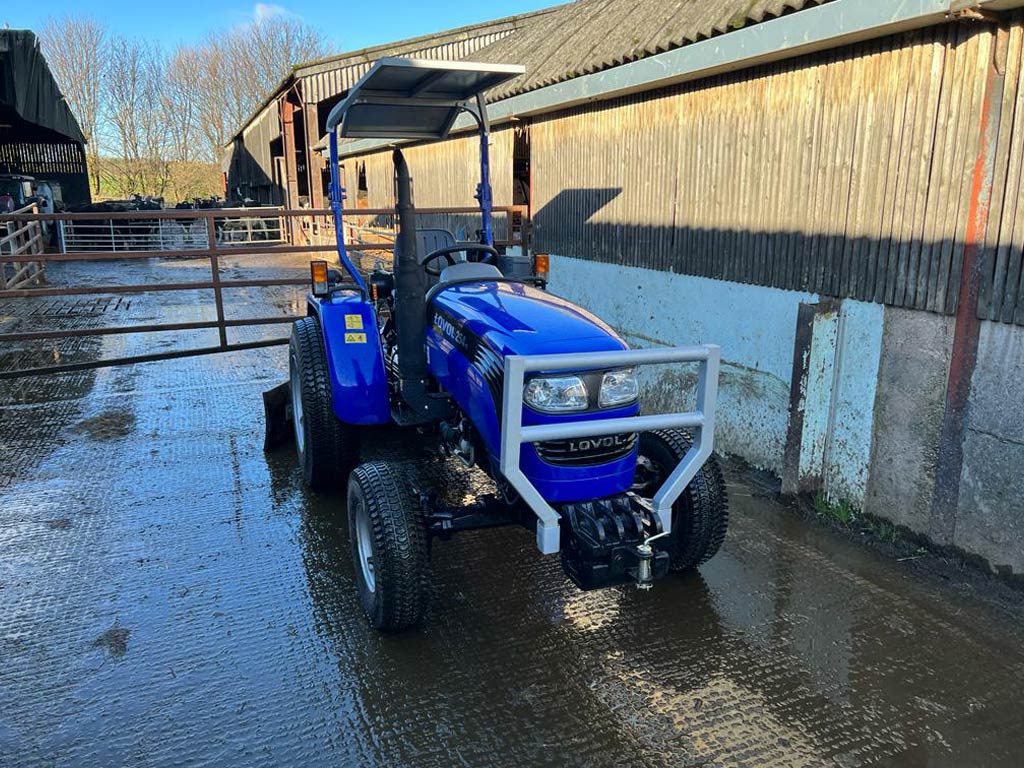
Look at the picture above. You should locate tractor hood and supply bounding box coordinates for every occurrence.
[429,281,628,358]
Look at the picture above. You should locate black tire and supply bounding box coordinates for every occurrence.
[347,462,431,631]
[634,429,729,572]
[289,316,359,492]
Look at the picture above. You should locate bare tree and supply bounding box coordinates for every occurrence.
[40,16,109,195]
[41,12,331,198]
[164,47,200,164]
[163,47,212,200]
[188,37,245,164]
[106,37,172,197]
[237,17,328,105]
[188,17,329,163]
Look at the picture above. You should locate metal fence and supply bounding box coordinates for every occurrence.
[59,209,286,253]
[0,203,45,289]
[0,205,530,379]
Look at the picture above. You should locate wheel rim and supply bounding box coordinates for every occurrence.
[289,357,305,450]
[354,497,376,593]
[631,454,664,497]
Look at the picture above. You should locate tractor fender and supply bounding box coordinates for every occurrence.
[307,294,390,426]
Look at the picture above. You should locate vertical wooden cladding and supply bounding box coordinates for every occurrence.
[528,17,1024,325]
[354,126,515,238]
[981,20,1024,325]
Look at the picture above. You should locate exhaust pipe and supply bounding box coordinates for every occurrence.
[393,149,427,391]
[391,149,448,423]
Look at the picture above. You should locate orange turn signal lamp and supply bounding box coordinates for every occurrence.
[311,260,330,297]
[534,253,550,279]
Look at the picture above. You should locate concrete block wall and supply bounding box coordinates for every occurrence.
[955,322,1024,574]
[864,309,954,535]
[545,255,815,475]
[865,312,1024,575]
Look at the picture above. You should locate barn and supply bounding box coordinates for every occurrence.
[0,29,90,207]
[221,9,554,208]
[228,0,1024,576]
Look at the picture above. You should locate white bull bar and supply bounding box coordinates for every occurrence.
[499,345,721,554]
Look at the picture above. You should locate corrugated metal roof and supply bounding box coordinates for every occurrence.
[233,1,833,145]
[296,8,559,105]
[226,8,558,145]
[313,0,837,154]
[299,29,521,105]
[0,30,86,144]
[473,0,833,101]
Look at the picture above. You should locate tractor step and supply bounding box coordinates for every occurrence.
[423,493,520,539]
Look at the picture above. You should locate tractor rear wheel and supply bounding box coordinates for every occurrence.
[633,429,729,572]
[289,316,359,492]
[347,462,431,631]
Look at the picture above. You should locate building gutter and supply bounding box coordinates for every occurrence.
[337,0,1024,158]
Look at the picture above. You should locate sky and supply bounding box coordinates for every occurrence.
[2,1,558,52]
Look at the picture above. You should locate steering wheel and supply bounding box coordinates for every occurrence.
[422,244,500,277]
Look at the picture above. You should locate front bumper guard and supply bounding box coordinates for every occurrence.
[499,345,721,555]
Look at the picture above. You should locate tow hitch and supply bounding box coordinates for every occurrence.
[560,496,670,591]
[635,531,670,590]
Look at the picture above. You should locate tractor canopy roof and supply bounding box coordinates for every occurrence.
[325,57,525,141]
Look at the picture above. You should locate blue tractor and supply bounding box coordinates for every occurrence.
[269,58,728,631]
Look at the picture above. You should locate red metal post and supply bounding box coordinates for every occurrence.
[207,215,229,347]
[929,26,1008,544]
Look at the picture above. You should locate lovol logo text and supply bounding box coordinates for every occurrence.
[433,313,467,348]
[568,434,631,453]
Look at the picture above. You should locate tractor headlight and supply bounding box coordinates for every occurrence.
[524,375,588,413]
[599,368,639,408]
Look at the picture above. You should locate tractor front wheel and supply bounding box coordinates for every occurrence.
[289,317,359,492]
[347,462,431,631]
[633,429,729,572]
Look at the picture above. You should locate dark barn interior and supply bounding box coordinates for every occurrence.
[0,30,90,208]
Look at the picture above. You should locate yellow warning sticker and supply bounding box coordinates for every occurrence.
[344,332,367,344]
[344,314,364,330]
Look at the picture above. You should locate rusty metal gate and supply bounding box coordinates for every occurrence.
[0,205,529,379]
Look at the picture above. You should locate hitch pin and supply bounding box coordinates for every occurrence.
[636,531,670,590]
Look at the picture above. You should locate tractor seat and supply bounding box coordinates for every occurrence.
[439,261,503,283]
[416,228,457,264]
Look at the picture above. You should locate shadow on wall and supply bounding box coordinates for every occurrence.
[532,188,1024,324]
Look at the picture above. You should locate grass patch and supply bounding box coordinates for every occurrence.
[813,492,858,525]
[865,518,900,544]
[812,493,906,545]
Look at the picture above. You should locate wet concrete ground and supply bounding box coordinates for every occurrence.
[2,257,1024,767]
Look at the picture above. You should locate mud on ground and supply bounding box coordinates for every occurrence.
[2,257,1024,767]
